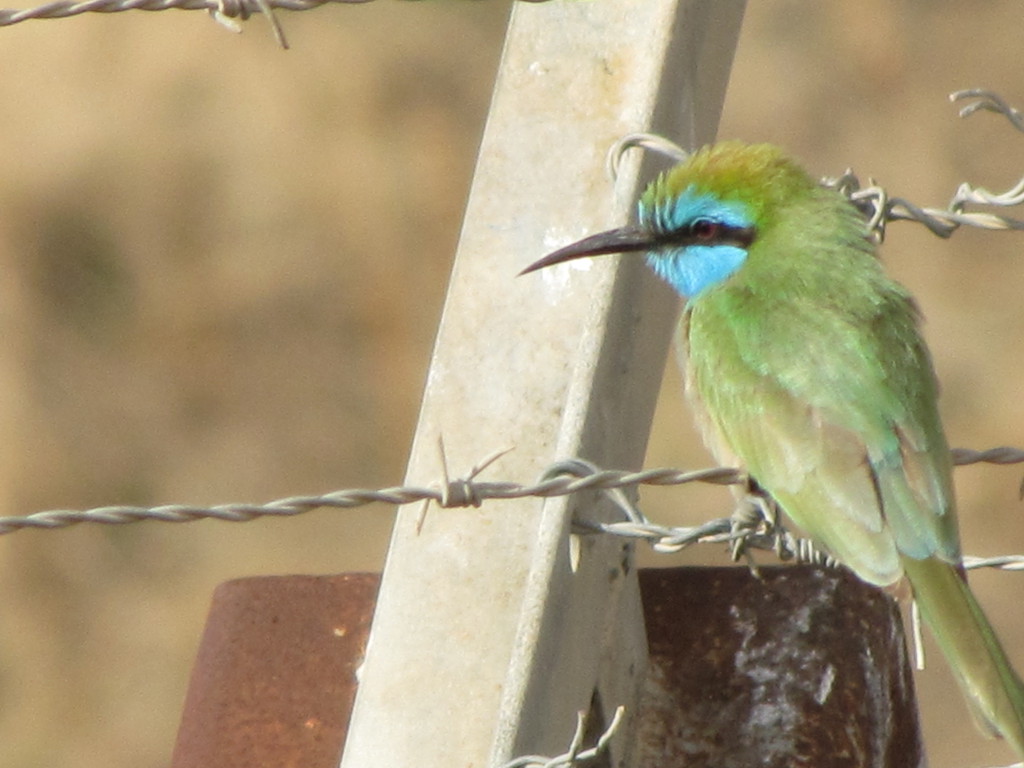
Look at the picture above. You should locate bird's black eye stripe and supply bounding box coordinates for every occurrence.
[729,226,756,248]
[654,222,756,249]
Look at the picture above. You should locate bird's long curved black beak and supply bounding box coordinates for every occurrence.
[518,225,656,276]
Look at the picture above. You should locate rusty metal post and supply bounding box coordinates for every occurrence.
[635,566,925,768]
[168,574,379,768]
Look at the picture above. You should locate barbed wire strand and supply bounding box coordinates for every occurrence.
[499,705,625,768]
[0,463,742,535]
[0,0,313,45]
[0,0,551,48]
[2,446,1022,567]
[0,446,1016,536]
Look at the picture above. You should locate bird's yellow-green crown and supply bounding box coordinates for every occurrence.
[642,141,818,227]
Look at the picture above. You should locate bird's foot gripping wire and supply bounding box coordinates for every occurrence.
[728,482,840,575]
[728,480,783,576]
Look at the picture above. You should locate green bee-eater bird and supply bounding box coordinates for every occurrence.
[522,141,1024,757]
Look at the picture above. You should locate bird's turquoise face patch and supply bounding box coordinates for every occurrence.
[645,243,748,299]
[639,185,753,298]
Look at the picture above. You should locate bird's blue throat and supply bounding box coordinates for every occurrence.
[639,186,754,299]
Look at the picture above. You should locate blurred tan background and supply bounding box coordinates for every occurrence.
[0,1,1021,766]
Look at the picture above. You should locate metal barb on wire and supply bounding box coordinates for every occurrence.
[911,600,926,671]
[606,132,690,183]
[963,555,1024,572]
[499,705,626,768]
[951,89,1024,134]
[415,438,511,533]
[198,0,291,47]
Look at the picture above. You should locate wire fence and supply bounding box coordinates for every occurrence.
[0,0,1021,748]
[3,445,1023,575]
[0,0,548,47]
[0,0,336,48]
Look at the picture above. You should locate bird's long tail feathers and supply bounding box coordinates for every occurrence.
[902,555,1024,759]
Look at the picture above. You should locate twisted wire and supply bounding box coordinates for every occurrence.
[951,89,1024,133]
[0,0,383,47]
[0,0,549,42]
[0,465,742,535]
[0,0,323,47]
[0,0,358,24]
[824,174,1024,243]
[1,448,1021,556]
[951,446,1024,465]
[499,706,625,768]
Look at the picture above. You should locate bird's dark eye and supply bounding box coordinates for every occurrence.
[690,218,720,241]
